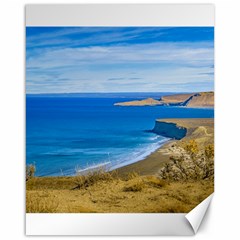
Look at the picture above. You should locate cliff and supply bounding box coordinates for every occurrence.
[152,120,187,140]
[185,92,214,108]
[114,92,214,108]
[152,118,214,142]
[160,93,194,105]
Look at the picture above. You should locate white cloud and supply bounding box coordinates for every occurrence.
[27,42,213,69]
[26,41,214,93]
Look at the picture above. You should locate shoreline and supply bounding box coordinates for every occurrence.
[58,138,171,177]
[109,138,170,172]
[33,118,214,178]
[116,140,175,177]
[116,118,214,176]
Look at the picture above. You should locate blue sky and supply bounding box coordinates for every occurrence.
[26,27,214,93]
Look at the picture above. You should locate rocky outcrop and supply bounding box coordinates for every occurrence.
[114,92,214,108]
[152,120,187,140]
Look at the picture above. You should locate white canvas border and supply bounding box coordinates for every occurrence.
[26,213,193,236]
[26,4,214,26]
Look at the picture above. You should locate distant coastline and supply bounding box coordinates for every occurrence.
[114,91,214,108]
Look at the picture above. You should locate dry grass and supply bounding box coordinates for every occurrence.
[26,191,59,213]
[26,169,213,213]
[123,178,145,192]
[126,171,140,180]
[73,169,115,190]
[143,176,167,188]
[122,176,166,192]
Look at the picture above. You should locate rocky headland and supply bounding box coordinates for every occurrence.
[114,91,214,108]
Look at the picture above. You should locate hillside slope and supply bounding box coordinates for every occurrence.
[114,98,162,106]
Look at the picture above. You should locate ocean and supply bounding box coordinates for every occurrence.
[26,93,214,176]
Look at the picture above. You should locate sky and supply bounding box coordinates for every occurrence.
[26,27,214,94]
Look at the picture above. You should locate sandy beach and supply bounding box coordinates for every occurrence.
[117,118,214,176]
[116,141,174,176]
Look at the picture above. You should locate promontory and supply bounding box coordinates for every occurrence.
[114,91,214,108]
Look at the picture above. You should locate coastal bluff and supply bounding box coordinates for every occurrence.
[152,118,214,142]
[114,92,214,108]
[152,120,187,140]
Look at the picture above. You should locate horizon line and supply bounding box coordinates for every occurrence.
[26,91,213,95]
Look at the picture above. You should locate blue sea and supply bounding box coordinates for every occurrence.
[26,93,214,176]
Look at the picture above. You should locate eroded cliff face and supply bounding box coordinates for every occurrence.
[159,93,194,105]
[185,92,214,108]
[152,121,187,140]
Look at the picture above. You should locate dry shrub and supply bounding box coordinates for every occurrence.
[123,178,145,192]
[159,141,214,181]
[126,171,139,180]
[26,192,59,213]
[182,140,199,159]
[26,164,36,181]
[73,168,115,190]
[143,176,166,188]
[205,144,214,160]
